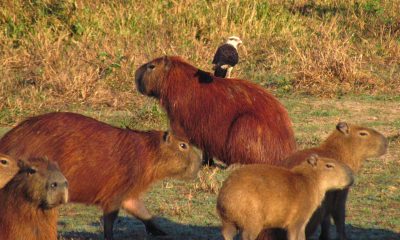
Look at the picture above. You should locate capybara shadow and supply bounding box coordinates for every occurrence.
[0,112,202,240]
[0,157,68,240]
[135,56,296,166]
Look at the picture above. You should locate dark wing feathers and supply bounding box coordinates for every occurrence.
[212,44,239,66]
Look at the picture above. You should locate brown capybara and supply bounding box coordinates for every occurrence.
[278,122,387,240]
[0,112,202,240]
[135,56,296,166]
[217,154,354,240]
[0,153,20,189]
[0,157,68,240]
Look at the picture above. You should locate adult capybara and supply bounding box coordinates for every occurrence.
[0,157,68,240]
[0,153,19,189]
[217,155,354,240]
[0,112,202,240]
[280,122,387,240]
[135,56,296,166]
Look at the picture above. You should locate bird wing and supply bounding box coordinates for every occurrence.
[212,44,239,66]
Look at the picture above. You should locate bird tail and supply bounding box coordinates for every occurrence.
[214,66,228,78]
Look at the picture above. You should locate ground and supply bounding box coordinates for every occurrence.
[3,95,398,240]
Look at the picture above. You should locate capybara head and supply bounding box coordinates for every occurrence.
[296,154,354,191]
[0,153,19,189]
[135,56,172,97]
[157,132,201,180]
[10,157,68,209]
[330,122,388,158]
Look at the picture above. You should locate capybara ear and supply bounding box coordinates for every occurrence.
[163,131,172,143]
[195,69,213,84]
[307,154,318,167]
[162,55,172,70]
[336,122,349,135]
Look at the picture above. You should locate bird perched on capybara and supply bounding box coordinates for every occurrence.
[135,56,296,166]
[217,154,354,240]
[0,112,202,240]
[0,153,20,189]
[0,157,68,240]
[278,122,387,240]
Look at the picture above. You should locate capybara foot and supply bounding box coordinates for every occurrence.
[143,219,167,236]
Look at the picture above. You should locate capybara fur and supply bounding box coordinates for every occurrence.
[0,112,202,240]
[0,157,68,240]
[276,122,387,240]
[0,153,19,189]
[217,155,354,240]
[135,56,296,166]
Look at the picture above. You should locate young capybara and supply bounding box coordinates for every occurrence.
[135,56,296,166]
[217,155,354,240]
[0,157,68,240]
[0,112,202,240]
[280,122,388,240]
[0,153,20,189]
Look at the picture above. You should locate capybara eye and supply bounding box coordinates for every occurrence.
[50,182,58,189]
[147,64,155,70]
[359,131,369,137]
[325,163,335,169]
[27,168,37,175]
[0,159,8,165]
[179,143,188,150]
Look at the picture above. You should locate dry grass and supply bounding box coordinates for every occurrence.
[1,0,400,125]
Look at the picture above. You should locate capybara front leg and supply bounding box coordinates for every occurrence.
[103,209,119,240]
[288,224,306,240]
[122,198,166,236]
[202,151,215,166]
[332,189,349,240]
[221,220,237,240]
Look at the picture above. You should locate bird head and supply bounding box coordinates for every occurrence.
[226,36,242,49]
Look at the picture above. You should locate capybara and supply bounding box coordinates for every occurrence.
[280,122,387,240]
[0,153,19,189]
[0,157,68,240]
[0,112,202,240]
[135,56,296,166]
[217,155,354,240]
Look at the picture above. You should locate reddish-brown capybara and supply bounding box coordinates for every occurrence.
[0,112,202,240]
[0,157,68,240]
[217,155,354,240]
[135,56,296,166]
[0,153,20,189]
[260,122,387,240]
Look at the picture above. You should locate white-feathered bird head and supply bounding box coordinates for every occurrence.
[226,36,242,49]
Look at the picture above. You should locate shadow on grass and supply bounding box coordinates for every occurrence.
[59,217,399,240]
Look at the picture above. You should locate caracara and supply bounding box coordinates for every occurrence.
[212,36,242,78]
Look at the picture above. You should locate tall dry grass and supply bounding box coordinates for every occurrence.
[0,0,399,124]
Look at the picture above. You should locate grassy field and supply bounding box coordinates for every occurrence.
[1,0,399,239]
[2,96,398,240]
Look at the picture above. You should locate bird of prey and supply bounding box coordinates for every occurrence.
[212,36,242,78]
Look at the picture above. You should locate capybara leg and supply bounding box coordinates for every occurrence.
[288,224,306,240]
[103,209,119,240]
[221,220,237,240]
[202,151,215,166]
[241,229,259,240]
[319,216,331,240]
[122,198,166,236]
[332,189,349,240]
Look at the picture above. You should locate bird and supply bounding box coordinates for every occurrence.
[212,36,242,78]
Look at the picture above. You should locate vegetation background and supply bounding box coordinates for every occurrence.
[0,0,399,239]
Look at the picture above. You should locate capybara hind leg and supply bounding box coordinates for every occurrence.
[221,220,237,240]
[332,189,349,240]
[103,209,119,240]
[319,216,331,240]
[202,151,215,166]
[122,198,166,236]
